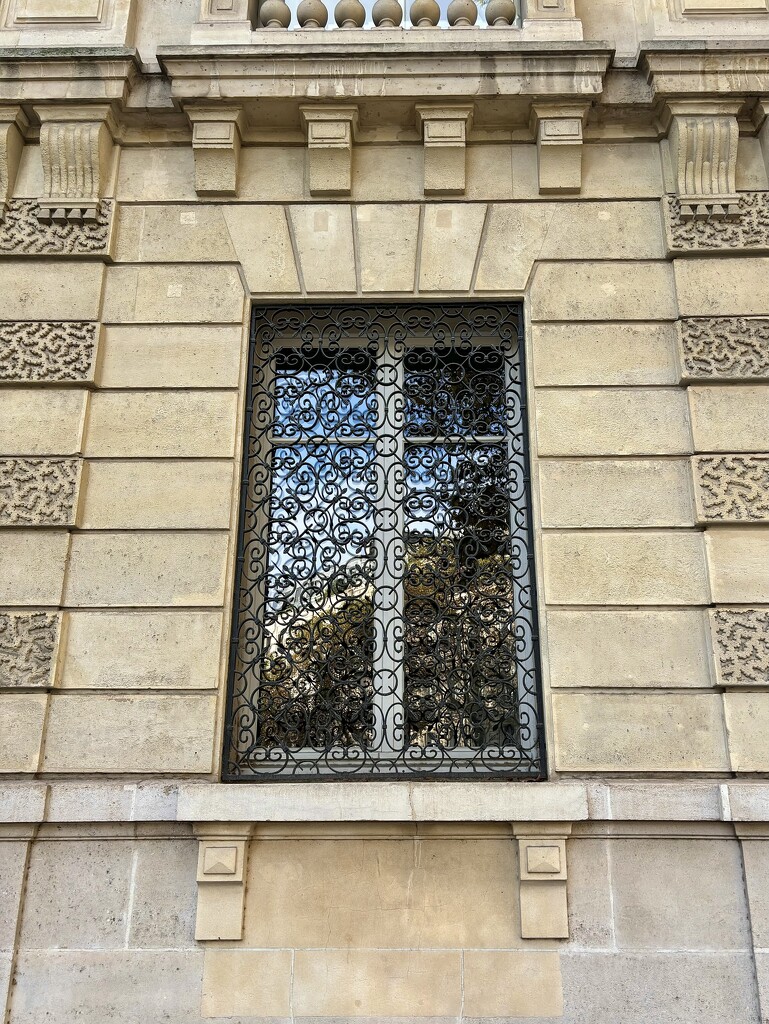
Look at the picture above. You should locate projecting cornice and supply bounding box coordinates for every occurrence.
[641,41,769,98]
[0,47,140,105]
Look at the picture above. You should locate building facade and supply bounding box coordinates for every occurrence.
[0,0,768,1019]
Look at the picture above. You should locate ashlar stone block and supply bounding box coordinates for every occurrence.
[531,322,679,386]
[553,692,729,772]
[97,325,241,389]
[114,204,237,264]
[463,951,564,1017]
[222,205,300,295]
[530,261,677,322]
[689,385,769,453]
[706,527,769,603]
[675,257,769,317]
[0,531,69,606]
[356,204,419,293]
[202,949,292,1017]
[289,205,356,293]
[0,390,87,456]
[418,203,486,292]
[0,694,46,772]
[102,265,245,325]
[741,841,769,948]
[724,692,769,772]
[0,262,102,321]
[0,321,98,383]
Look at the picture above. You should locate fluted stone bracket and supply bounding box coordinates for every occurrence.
[188,107,245,197]
[0,612,62,690]
[301,106,358,197]
[530,104,587,195]
[677,317,769,380]
[191,0,258,41]
[663,102,741,222]
[693,455,769,523]
[513,823,571,939]
[416,105,473,196]
[0,198,113,256]
[194,824,253,941]
[0,321,98,383]
[0,107,28,223]
[35,105,115,225]
[0,458,82,527]
[711,608,769,687]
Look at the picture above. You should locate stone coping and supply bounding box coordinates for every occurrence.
[1,780,769,825]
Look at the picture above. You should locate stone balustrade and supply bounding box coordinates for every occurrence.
[253,0,516,29]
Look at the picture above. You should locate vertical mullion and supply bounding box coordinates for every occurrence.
[372,335,406,755]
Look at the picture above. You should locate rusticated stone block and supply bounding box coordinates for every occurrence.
[0,612,61,689]
[711,608,769,687]
[0,458,81,527]
[678,318,769,381]
[693,455,769,522]
[664,193,769,253]
[0,200,113,257]
[0,322,97,383]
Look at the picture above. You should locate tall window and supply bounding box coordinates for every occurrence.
[225,304,544,779]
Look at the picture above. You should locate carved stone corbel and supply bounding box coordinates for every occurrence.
[300,106,358,197]
[188,107,245,197]
[664,101,742,220]
[0,107,28,222]
[194,823,253,941]
[513,822,571,939]
[34,105,115,224]
[415,105,473,196]
[530,104,588,195]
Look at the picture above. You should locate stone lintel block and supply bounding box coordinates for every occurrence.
[416,105,473,196]
[188,106,245,197]
[706,527,769,603]
[693,455,769,523]
[0,612,62,690]
[301,106,359,197]
[194,823,253,941]
[724,692,769,773]
[530,103,588,195]
[0,107,28,216]
[710,607,769,687]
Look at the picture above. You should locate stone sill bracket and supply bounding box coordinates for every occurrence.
[514,822,571,939]
[188,105,247,198]
[530,103,589,195]
[416,104,473,196]
[194,823,254,941]
[300,105,359,197]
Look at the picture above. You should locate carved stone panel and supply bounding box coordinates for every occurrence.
[664,193,769,253]
[0,458,82,526]
[0,321,98,382]
[0,199,113,256]
[678,318,769,380]
[693,455,769,522]
[0,611,61,689]
[711,608,769,687]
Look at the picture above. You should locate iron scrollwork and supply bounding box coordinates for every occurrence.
[225,303,545,779]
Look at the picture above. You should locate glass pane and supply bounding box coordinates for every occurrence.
[258,441,378,749]
[404,345,506,437]
[403,442,520,749]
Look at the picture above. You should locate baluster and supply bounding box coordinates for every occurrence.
[334,0,366,25]
[484,0,516,24]
[372,0,403,26]
[447,0,477,25]
[259,0,292,25]
[298,0,329,26]
[409,0,439,25]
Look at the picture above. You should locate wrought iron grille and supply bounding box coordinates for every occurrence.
[224,304,545,779]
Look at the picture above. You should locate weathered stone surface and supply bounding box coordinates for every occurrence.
[19,840,133,950]
[128,840,198,949]
[566,838,613,949]
[116,148,196,203]
[0,321,97,383]
[41,694,217,773]
[223,205,301,294]
[0,263,103,320]
[0,612,61,689]
[665,193,769,253]
[292,949,462,1016]
[0,694,47,772]
[724,692,769,772]
[530,262,677,322]
[79,460,233,529]
[462,951,563,1017]
[102,265,245,324]
[84,393,237,457]
[689,386,769,453]
[547,609,713,688]
[0,389,87,456]
[693,455,769,522]
[675,257,769,317]
[0,841,27,949]
[711,608,769,687]
[558,952,759,1024]
[0,458,80,526]
[202,949,292,1017]
[356,204,419,293]
[0,199,112,256]
[0,531,69,606]
[60,611,223,690]
[115,204,236,263]
[531,322,679,386]
[611,839,750,950]
[539,459,694,528]
[553,693,729,772]
[535,388,691,456]
[419,203,486,292]
[741,841,769,949]
[97,326,241,389]
[289,205,356,293]
[706,528,769,603]
[63,533,229,607]
[543,532,710,605]
[679,317,769,380]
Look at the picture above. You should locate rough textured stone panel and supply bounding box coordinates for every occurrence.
[0,612,60,689]
[41,693,217,773]
[0,199,112,256]
[547,609,713,688]
[0,694,47,772]
[665,193,769,252]
[0,458,80,526]
[711,608,769,687]
[97,325,241,389]
[694,455,769,522]
[724,692,769,772]
[531,262,677,322]
[706,528,769,603]
[532,322,679,387]
[0,389,87,456]
[535,388,691,456]
[0,321,97,383]
[60,611,223,690]
[689,386,769,453]
[543,532,710,605]
[679,317,769,380]
[611,839,750,950]
[553,693,729,772]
